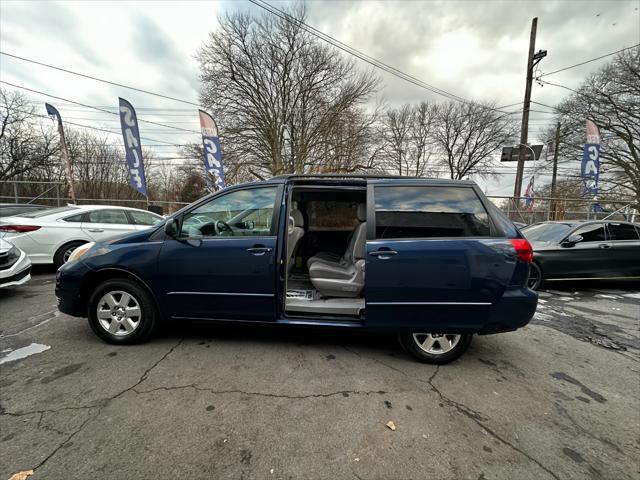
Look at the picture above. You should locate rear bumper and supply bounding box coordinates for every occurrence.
[55,260,93,317]
[478,287,538,335]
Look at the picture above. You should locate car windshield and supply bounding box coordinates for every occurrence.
[521,223,573,242]
[22,206,80,218]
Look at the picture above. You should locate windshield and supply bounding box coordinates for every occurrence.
[521,223,573,242]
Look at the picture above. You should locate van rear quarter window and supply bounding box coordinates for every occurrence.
[374,186,491,238]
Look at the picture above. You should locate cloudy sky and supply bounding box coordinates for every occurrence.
[1,0,638,196]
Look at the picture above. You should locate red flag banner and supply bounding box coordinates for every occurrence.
[45,103,76,202]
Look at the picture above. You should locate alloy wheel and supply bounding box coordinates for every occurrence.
[528,263,541,290]
[96,290,142,336]
[63,245,79,263]
[412,333,461,355]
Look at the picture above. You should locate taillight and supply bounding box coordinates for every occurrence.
[0,225,42,233]
[509,238,533,263]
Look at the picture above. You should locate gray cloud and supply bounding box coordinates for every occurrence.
[307,0,639,111]
[132,15,185,65]
[1,2,103,68]
[1,0,637,194]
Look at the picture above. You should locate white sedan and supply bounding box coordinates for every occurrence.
[0,205,163,268]
[0,238,31,288]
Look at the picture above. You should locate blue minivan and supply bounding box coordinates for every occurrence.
[56,175,537,364]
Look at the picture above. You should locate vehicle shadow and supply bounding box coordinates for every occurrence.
[30,264,58,275]
[539,279,640,293]
[155,319,401,357]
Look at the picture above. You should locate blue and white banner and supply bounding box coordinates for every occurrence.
[118,98,147,197]
[198,110,224,190]
[581,120,600,197]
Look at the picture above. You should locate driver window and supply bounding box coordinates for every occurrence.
[181,187,278,238]
[572,223,606,243]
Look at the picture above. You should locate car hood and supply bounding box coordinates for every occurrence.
[530,240,558,251]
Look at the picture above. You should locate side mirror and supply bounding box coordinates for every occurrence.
[562,234,583,246]
[164,218,179,238]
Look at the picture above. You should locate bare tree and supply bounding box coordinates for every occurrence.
[197,3,380,178]
[0,88,58,182]
[551,48,640,201]
[430,101,517,180]
[381,102,435,176]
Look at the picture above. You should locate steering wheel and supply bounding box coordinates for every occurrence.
[214,220,233,236]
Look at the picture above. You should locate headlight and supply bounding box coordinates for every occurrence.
[7,245,21,262]
[67,242,95,263]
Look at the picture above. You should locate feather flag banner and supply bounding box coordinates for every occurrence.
[45,103,76,202]
[119,98,148,197]
[199,110,224,190]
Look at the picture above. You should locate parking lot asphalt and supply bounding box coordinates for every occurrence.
[1,268,639,480]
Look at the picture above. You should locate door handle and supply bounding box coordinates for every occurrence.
[247,246,273,256]
[88,229,104,233]
[369,249,398,259]
[598,243,611,249]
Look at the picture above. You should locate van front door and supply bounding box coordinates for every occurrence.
[365,181,515,331]
[157,185,283,321]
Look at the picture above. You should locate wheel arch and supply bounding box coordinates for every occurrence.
[54,239,92,257]
[80,267,163,320]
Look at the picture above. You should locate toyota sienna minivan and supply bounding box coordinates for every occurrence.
[56,175,537,364]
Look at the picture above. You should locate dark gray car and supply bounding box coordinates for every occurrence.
[521,220,640,289]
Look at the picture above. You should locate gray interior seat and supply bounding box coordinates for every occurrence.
[307,203,366,270]
[309,204,366,298]
[287,209,305,272]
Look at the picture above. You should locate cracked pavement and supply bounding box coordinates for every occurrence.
[1,268,639,479]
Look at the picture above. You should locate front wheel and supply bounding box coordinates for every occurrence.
[399,333,473,364]
[527,262,543,290]
[87,279,157,344]
[54,241,87,269]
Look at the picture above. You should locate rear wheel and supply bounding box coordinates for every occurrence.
[527,262,543,290]
[399,332,473,364]
[87,279,157,344]
[54,241,87,269]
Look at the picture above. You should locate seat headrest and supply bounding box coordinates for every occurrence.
[290,209,304,228]
[356,203,366,222]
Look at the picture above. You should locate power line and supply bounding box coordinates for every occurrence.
[1,80,201,134]
[20,110,184,146]
[539,43,639,77]
[535,79,582,96]
[0,51,202,107]
[248,0,514,115]
[496,101,525,110]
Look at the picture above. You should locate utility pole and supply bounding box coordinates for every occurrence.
[513,17,539,202]
[550,121,561,219]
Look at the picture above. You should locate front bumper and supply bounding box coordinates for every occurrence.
[0,251,32,288]
[55,260,93,317]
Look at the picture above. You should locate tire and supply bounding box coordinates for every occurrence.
[527,262,543,290]
[87,278,157,344]
[399,332,473,365]
[54,241,88,269]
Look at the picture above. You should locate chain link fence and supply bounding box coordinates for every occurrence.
[2,180,638,222]
[487,195,638,224]
[0,180,189,214]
